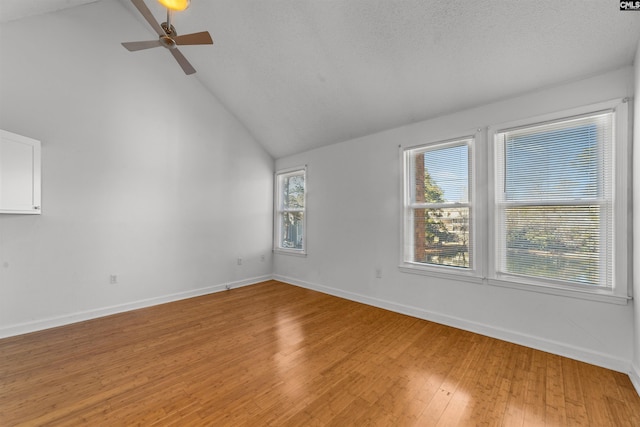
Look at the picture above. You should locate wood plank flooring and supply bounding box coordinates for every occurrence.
[1,280,639,426]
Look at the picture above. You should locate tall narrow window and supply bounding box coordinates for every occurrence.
[404,138,473,269]
[274,167,306,254]
[494,111,613,288]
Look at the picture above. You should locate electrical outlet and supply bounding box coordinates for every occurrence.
[109,275,118,284]
[237,257,243,265]
[375,268,382,279]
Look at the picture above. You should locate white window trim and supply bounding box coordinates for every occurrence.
[273,166,307,256]
[487,99,630,304]
[399,131,481,280]
[398,100,631,305]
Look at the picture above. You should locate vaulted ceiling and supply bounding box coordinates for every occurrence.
[2,0,640,158]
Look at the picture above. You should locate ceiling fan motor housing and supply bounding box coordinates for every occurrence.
[161,22,177,37]
[160,22,177,49]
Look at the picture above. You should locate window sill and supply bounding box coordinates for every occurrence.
[487,278,630,305]
[398,263,483,285]
[398,264,630,305]
[274,249,307,257]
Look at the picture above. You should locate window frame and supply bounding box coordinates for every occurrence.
[400,135,479,280]
[487,99,630,303]
[273,166,307,256]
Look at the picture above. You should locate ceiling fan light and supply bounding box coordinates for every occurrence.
[157,0,190,11]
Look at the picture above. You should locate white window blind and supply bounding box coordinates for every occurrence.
[494,112,614,288]
[404,138,473,269]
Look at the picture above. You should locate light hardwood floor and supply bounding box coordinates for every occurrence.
[1,280,639,426]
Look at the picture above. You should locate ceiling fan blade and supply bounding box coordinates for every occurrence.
[173,31,214,46]
[122,40,163,51]
[131,0,165,37]
[170,48,196,75]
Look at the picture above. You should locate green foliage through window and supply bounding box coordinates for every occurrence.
[408,140,472,268]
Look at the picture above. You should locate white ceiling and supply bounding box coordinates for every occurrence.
[0,0,99,23]
[3,0,640,158]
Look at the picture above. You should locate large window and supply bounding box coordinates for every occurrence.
[403,138,473,270]
[274,167,306,254]
[400,99,630,303]
[493,112,614,289]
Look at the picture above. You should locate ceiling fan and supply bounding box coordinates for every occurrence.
[122,0,213,75]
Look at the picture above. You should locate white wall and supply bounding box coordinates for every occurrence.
[0,1,274,336]
[275,67,636,373]
[0,1,636,381]
[632,42,640,389]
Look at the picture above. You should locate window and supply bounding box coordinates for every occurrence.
[400,99,630,303]
[274,167,306,254]
[493,111,615,289]
[403,137,473,271]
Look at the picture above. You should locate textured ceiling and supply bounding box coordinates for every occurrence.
[3,1,640,158]
[0,0,99,23]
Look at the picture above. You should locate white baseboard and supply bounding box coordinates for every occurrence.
[0,275,272,339]
[3,273,636,389]
[274,274,631,374]
[630,364,640,396]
